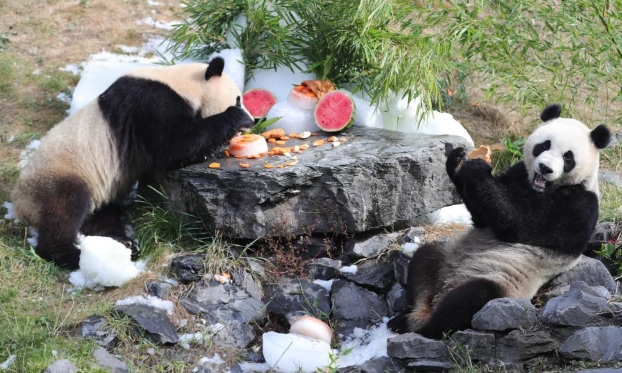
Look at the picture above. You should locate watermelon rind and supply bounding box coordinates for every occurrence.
[243,88,278,119]
[313,90,356,132]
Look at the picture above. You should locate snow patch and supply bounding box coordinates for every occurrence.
[2,202,15,220]
[18,139,40,168]
[137,17,176,30]
[426,203,472,226]
[340,265,358,274]
[115,294,175,315]
[337,320,395,368]
[312,279,334,291]
[0,355,16,370]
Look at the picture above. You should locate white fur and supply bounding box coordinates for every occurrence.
[523,117,600,196]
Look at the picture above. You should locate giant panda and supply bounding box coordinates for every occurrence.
[11,57,254,269]
[387,104,611,339]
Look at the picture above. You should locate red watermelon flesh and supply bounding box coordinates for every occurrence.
[314,90,355,132]
[243,88,278,119]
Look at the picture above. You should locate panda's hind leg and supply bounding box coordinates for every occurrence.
[81,204,140,260]
[416,278,504,340]
[388,242,446,333]
[33,176,92,269]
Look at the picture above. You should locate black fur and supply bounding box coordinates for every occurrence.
[99,77,252,172]
[563,151,575,173]
[33,175,91,268]
[390,141,600,338]
[540,103,562,122]
[447,149,598,255]
[532,140,550,157]
[590,124,611,149]
[205,57,225,79]
[22,62,252,270]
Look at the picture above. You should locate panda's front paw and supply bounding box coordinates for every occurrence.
[461,158,492,176]
[224,105,255,134]
[446,147,468,180]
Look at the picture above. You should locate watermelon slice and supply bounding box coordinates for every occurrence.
[314,90,355,132]
[243,88,278,119]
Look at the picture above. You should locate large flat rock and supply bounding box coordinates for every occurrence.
[165,127,468,239]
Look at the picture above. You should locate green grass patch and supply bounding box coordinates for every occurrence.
[599,182,622,223]
[0,55,15,96]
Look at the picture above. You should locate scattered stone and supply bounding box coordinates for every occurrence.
[386,282,407,315]
[211,322,256,349]
[589,222,619,246]
[180,280,265,324]
[81,315,117,347]
[449,330,496,362]
[264,277,331,322]
[169,254,205,283]
[93,347,128,373]
[346,232,401,258]
[113,304,179,345]
[304,257,342,280]
[340,258,394,293]
[331,280,388,336]
[599,170,622,188]
[472,298,538,332]
[407,359,453,372]
[166,128,467,239]
[540,281,612,327]
[547,256,617,293]
[42,359,77,373]
[496,330,559,362]
[391,251,410,285]
[559,326,622,363]
[232,268,264,301]
[338,356,404,373]
[387,333,447,360]
[146,281,173,299]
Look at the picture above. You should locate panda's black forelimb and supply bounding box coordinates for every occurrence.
[100,77,254,172]
[446,147,488,228]
[81,204,140,260]
[448,148,599,256]
[415,278,504,340]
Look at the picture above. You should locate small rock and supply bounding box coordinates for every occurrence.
[81,315,117,347]
[559,326,622,363]
[304,257,342,280]
[113,304,178,345]
[540,281,612,327]
[472,298,538,332]
[264,277,331,322]
[496,330,558,362]
[211,322,256,349]
[407,359,453,372]
[396,227,425,245]
[93,347,128,373]
[331,280,388,336]
[146,281,173,299]
[42,359,77,373]
[346,232,401,259]
[386,282,407,315]
[386,333,447,360]
[340,258,395,293]
[169,254,205,283]
[449,330,496,363]
[338,356,404,373]
[390,251,410,285]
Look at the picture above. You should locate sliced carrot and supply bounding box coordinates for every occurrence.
[268,138,276,144]
[239,163,250,168]
[289,133,300,139]
[264,164,274,169]
[327,136,337,142]
[261,128,286,140]
[300,144,310,150]
[275,140,287,145]
[339,137,347,142]
[224,150,230,158]
[208,162,220,169]
[277,164,284,169]
[234,155,245,159]
[313,139,325,147]
[280,136,290,140]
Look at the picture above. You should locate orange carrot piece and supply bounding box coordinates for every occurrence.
[239,163,250,168]
[208,162,220,169]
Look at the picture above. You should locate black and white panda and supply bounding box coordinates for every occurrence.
[387,104,611,339]
[11,57,254,269]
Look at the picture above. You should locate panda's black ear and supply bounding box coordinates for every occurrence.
[590,124,611,149]
[205,57,225,80]
[540,104,562,122]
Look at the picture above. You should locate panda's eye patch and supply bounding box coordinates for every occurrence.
[563,150,575,173]
[533,140,551,157]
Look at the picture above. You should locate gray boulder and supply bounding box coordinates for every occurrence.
[81,315,117,347]
[387,332,448,360]
[93,347,128,373]
[559,326,622,363]
[547,255,617,293]
[165,128,467,239]
[449,330,496,362]
[338,357,404,373]
[496,330,558,362]
[331,280,388,336]
[540,281,612,327]
[340,258,395,293]
[304,257,342,280]
[346,232,401,259]
[264,277,331,321]
[472,298,538,332]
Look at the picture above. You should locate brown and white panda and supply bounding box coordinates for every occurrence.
[388,104,611,339]
[11,57,254,269]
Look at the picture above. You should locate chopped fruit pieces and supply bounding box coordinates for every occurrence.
[208,162,220,169]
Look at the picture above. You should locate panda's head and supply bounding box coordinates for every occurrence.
[523,104,611,196]
[127,57,252,120]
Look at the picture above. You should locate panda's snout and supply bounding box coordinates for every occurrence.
[539,163,553,175]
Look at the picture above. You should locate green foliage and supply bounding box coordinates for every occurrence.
[491,137,525,173]
[168,0,457,108]
[248,115,282,134]
[418,0,622,124]
[594,233,622,276]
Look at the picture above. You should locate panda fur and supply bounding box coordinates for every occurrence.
[387,104,611,339]
[11,57,254,269]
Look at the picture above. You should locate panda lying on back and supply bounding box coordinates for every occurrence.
[388,104,611,339]
[11,57,254,269]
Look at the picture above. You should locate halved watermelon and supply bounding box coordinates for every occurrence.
[243,88,278,119]
[314,90,355,132]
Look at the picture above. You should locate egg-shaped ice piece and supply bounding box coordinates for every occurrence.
[262,331,331,373]
[289,315,333,345]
